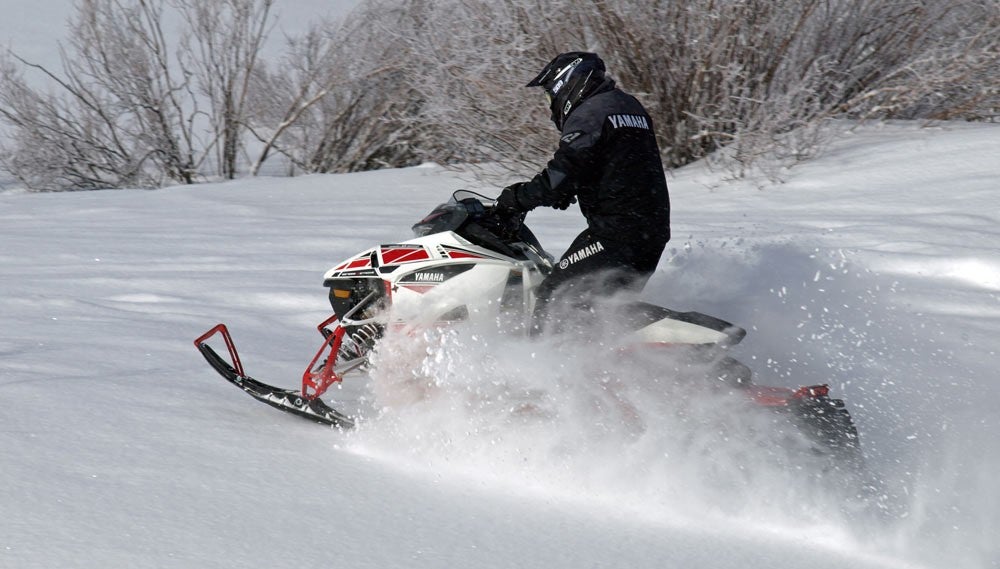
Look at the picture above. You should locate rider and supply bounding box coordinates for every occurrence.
[495,52,671,334]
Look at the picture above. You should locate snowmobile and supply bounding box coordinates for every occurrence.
[194,190,862,466]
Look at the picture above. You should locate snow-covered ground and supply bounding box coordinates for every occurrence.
[1,121,998,568]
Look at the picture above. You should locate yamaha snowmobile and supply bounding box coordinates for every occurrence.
[194,190,862,467]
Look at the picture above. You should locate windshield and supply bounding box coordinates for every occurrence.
[410,190,551,265]
[411,190,493,237]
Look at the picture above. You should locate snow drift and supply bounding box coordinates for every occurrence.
[1,122,998,568]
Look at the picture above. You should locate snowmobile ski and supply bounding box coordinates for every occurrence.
[194,324,354,428]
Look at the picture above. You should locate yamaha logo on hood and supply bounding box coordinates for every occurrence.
[399,264,474,284]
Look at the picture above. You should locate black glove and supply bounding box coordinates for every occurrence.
[495,183,525,213]
[553,195,577,210]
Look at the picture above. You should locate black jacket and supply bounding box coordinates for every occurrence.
[512,81,670,244]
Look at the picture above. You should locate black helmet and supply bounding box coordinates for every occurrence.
[527,52,607,129]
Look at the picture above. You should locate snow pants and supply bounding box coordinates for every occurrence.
[531,229,667,335]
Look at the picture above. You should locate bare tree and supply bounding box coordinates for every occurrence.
[175,0,274,179]
[3,0,996,190]
[236,0,997,181]
[0,0,279,189]
[70,0,209,184]
[0,48,150,190]
[244,26,336,176]
[0,0,212,189]
[245,0,436,175]
[840,0,1000,122]
[381,0,999,178]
